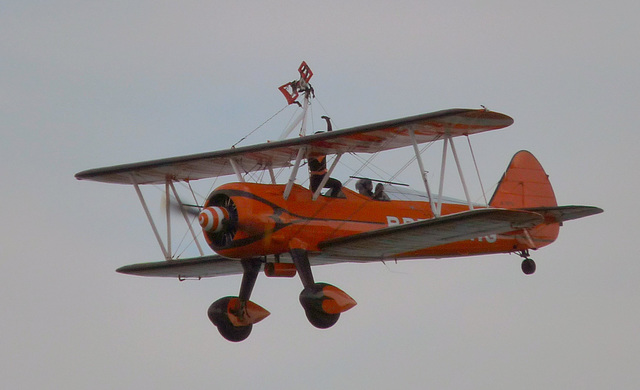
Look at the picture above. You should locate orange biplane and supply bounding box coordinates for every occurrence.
[76,62,602,341]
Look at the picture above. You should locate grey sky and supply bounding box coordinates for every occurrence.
[1,1,638,389]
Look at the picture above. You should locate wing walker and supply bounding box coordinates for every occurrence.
[76,62,602,342]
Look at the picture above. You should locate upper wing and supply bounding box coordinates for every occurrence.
[318,208,544,259]
[75,108,513,185]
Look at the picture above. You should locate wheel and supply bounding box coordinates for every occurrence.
[299,283,344,329]
[216,320,252,342]
[207,297,253,342]
[304,308,340,329]
[521,258,536,275]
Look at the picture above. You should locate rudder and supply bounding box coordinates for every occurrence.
[489,151,557,209]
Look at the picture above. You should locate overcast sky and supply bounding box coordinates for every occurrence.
[2,1,638,389]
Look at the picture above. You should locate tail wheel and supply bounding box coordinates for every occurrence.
[521,258,536,275]
[207,297,252,342]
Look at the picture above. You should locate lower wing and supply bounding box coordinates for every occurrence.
[318,208,544,259]
[116,209,551,278]
[116,255,243,279]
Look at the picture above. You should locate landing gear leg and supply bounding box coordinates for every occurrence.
[291,249,314,288]
[207,258,270,342]
[518,250,536,275]
[238,258,262,304]
[290,249,356,329]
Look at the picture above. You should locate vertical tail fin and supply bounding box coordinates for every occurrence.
[489,150,557,209]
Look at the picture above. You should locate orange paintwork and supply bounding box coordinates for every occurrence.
[226,298,270,327]
[490,150,557,209]
[204,187,556,261]
[201,150,560,261]
[320,285,357,314]
[264,263,297,278]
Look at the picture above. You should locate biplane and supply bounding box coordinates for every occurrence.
[75,62,602,342]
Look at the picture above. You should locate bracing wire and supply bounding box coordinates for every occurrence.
[283,104,301,134]
[186,181,203,208]
[344,152,397,186]
[343,151,383,187]
[310,101,315,132]
[343,129,407,186]
[388,140,436,183]
[175,223,196,258]
[315,97,338,128]
[231,104,289,148]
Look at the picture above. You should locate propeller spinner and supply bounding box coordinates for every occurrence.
[199,206,229,233]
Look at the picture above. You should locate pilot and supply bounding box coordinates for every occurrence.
[373,183,390,201]
[309,154,342,196]
[356,178,374,197]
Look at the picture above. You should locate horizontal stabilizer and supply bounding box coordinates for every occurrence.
[522,205,603,224]
[116,255,244,279]
[318,208,544,259]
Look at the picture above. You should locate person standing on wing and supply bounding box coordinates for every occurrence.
[308,153,342,196]
[309,116,342,197]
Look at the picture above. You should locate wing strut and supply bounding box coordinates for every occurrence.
[466,135,489,206]
[436,135,475,214]
[131,174,170,260]
[409,129,438,217]
[312,153,343,200]
[229,158,245,182]
[169,181,204,256]
[436,134,449,216]
[450,136,474,210]
[267,165,277,184]
[131,175,205,260]
[284,147,307,200]
[165,180,171,256]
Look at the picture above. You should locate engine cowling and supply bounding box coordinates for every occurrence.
[201,185,286,255]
